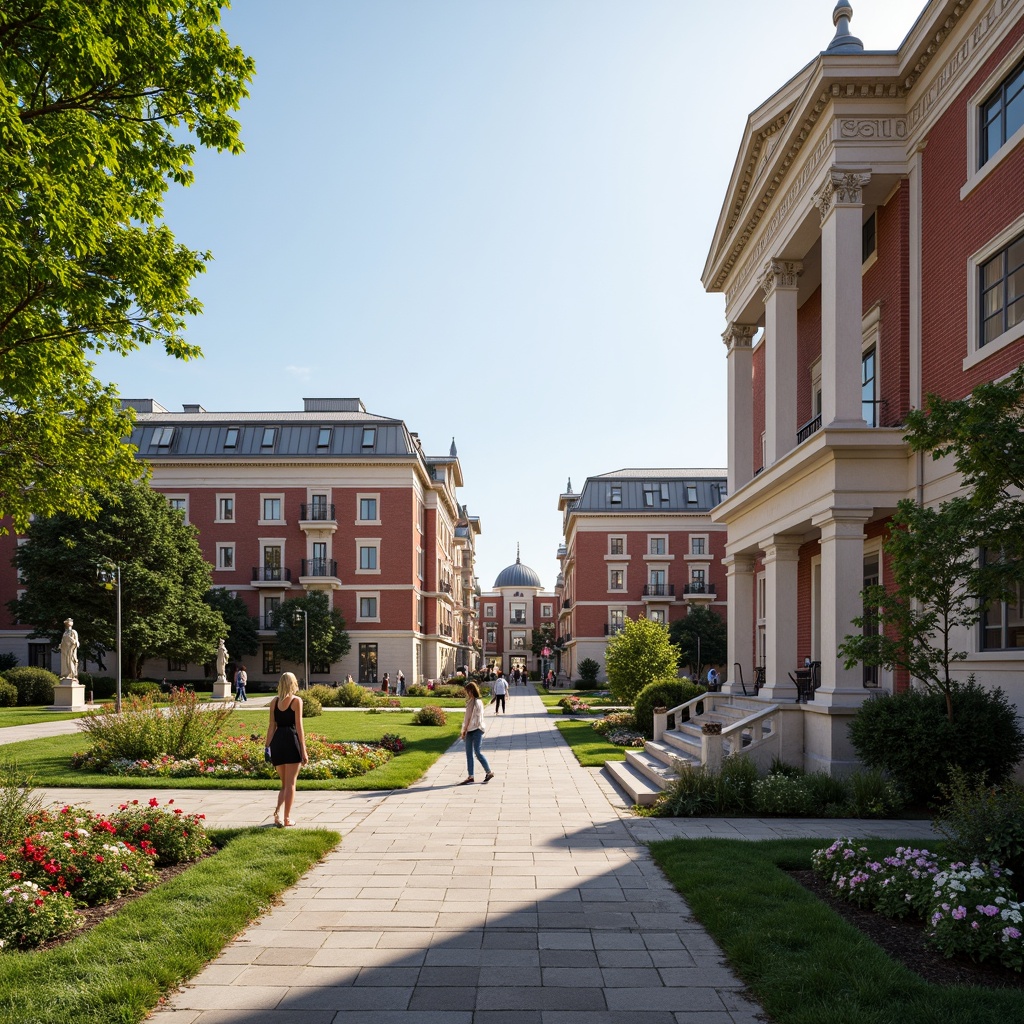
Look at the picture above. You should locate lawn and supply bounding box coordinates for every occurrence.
[0,826,339,1024]
[0,709,84,729]
[0,710,463,790]
[537,689,621,709]
[555,719,629,767]
[649,837,1024,1024]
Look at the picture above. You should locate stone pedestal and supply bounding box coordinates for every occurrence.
[51,680,88,712]
[211,677,233,700]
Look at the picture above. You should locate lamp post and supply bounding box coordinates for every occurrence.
[292,608,309,689]
[97,562,122,712]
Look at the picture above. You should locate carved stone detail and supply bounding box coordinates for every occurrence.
[721,323,758,351]
[813,168,871,222]
[836,118,908,140]
[760,259,804,299]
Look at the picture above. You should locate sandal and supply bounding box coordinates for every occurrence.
[273,811,282,828]
[458,777,474,785]
[284,819,296,827]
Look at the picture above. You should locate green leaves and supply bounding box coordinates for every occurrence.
[604,616,680,703]
[271,591,351,672]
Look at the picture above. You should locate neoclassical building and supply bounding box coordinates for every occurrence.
[704,0,1024,771]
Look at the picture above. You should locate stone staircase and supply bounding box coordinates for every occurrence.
[604,695,779,806]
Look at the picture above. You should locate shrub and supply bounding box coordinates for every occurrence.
[655,765,719,817]
[717,754,759,814]
[89,676,118,699]
[848,768,907,818]
[336,681,368,707]
[413,705,447,726]
[305,685,339,707]
[849,679,1024,803]
[406,684,429,697]
[752,773,813,816]
[301,695,323,717]
[0,763,44,851]
[2,667,58,706]
[577,658,600,688]
[633,678,706,738]
[126,681,162,699]
[592,711,637,735]
[108,797,211,866]
[558,695,593,714]
[802,772,852,817]
[378,733,406,753]
[0,880,80,949]
[0,681,18,707]
[431,684,467,698]
[934,768,1024,882]
[0,653,18,671]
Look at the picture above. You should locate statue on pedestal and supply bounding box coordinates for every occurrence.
[215,638,229,684]
[60,619,80,681]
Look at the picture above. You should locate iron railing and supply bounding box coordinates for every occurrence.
[299,503,336,522]
[683,582,716,595]
[252,566,291,583]
[642,583,674,597]
[301,558,337,578]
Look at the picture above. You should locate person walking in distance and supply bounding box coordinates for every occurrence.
[234,664,248,702]
[491,671,509,714]
[458,681,494,785]
[397,669,406,696]
[381,672,390,695]
[264,672,308,827]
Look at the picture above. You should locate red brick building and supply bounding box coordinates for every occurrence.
[703,0,1024,772]
[556,470,729,682]
[0,398,480,686]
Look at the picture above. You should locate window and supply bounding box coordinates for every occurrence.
[691,569,706,585]
[167,497,187,520]
[359,545,377,570]
[151,426,174,449]
[28,643,52,669]
[263,596,280,629]
[980,56,1024,166]
[317,426,332,449]
[649,537,666,556]
[486,626,497,645]
[686,485,698,504]
[862,212,876,264]
[691,536,706,555]
[417,548,425,580]
[224,427,239,449]
[861,347,878,426]
[263,644,280,675]
[609,537,624,555]
[216,543,234,570]
[511,631,526,649]
[261,545,283,583]
[643,488,655,507]
[361,427,376,449]
[261,427,277,448]
[262,497,282,521]
[510,603,526,624]
[541,603,553,618]
[648,609,665,624]
[167,658,188,672]
[660,483,670,502]
[610,609,624,629]
[979,232,1024,348]
[358,643,378,685]
[484,603,496,619]
[610,486,622,504]
[217,496,234,522]
[359,497,378,521]
[359,596,378,619]
[609,569,624,590]
[980,549,1024,649]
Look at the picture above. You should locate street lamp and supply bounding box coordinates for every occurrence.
[292,608,309,689]
[97,561,122,712]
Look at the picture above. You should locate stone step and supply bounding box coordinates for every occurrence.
[603,758,666,806]
[658,730,701,762]
[627,747,685,788]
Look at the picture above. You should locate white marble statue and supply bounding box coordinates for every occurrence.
[60,618,80,681]
[215,638,229,683]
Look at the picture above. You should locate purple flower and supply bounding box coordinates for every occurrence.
[952,906,967,920]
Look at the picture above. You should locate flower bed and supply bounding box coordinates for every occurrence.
[558,695,596,715]
[813,838,1024,972]
[71,733,393,780]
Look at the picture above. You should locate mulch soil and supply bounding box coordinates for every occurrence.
[791,869,1024,990]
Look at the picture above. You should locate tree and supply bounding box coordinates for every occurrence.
[9,480,225,678]
[271,592,350,675]
[203,588,258,664]
[530,623,556,657]
[604,616,680,704]
[668,606,727,681]
[0,2,255,533]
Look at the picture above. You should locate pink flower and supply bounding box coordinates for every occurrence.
[952,906,966,920]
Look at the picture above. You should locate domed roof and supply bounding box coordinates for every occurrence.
[494,547,542,589]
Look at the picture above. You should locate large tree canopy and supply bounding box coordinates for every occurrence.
[668,606,727,682]
[604,615,680,704]
[0,1,255,533]
[272,592,351,679]
[9,480,226,678]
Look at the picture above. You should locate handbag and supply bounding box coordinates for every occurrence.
[264,745,272,762]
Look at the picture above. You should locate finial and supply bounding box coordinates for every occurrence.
[450,436,457,457]
[825,0,863,54]
[516,542,521,564]
[566,477,573,492]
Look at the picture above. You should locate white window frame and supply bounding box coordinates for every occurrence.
[215,543,235,571]
[541,603,553,618]
[647,534,668,556]
[689,534,708,556]
[259,493,285,526]
[862,302,882,427]
[648,608,666,625]
[357,592,380,622]
[357,493,381,525]
[259,539,287,580]
[484,603,496,619]
[964,211,1024,370]
[356,538,381,575]
[607,535,626,558]
[166,494,189,523]
[608,567,626,592]
[215,494,235,523]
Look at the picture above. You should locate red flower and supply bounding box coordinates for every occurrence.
[141,824,150,832]
[10,871,22,880]
[148,798,159,807]
[95,855,104,863]
[174,808,183,815]
[167,799,174,805]
[34,898,43,906]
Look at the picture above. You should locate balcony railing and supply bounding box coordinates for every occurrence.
[796,414,822,444]
[604,624,624,636]
[642,584,674,597]
[561,632,572,643]
[510,615,526,625]
[683,581,716,595]
[561,599,572,610]
[439,623,453,637]
[299,503,336,522]
[252,566,291,583]
[260,615,279,630]
[439,581,453,594]
[301,558,337,578]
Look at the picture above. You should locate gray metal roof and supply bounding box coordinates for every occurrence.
[494,557,543,589]
[594,467,727,479]
[570,470,728,514]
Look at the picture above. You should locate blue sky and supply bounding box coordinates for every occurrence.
[95,0,926,591]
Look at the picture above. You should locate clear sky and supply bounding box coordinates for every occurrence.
[94,0,927,592]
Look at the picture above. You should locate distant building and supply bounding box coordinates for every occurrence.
[0,398,479,686]
[556,470,729,681]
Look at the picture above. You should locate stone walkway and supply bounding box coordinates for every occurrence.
[26,685,937,1024]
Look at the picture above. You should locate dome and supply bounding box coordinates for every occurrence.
[494,549,542,589]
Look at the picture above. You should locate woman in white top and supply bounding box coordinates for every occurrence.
[459,681,494,785]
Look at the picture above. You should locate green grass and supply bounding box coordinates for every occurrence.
[0,709,84,728]
[1,710,463,790]
[555,719,629,766]
[649,837,1024,1024]
[0,826,339,1024]
[537,689,621,709]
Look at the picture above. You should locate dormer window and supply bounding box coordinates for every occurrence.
[610,486,622,504]
[660,483,670,502]
[224,427,239,449]
[317,426,332,449]
[643,488,655,507]
[361,427,376,449]
[261,427,277,449]
[686,485,698,504]
[151,427,174,449]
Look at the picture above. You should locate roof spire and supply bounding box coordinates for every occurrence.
[825,0,863,54]
[516,542,521,564]
[450,436,457,457]
[566,476,573,492]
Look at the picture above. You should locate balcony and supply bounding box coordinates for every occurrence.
[260,615,279,630]
[301,558,337,579]
[252,566,292,586]
[682,581,716,600]
[796,414,822,445]
[439,623,453,637]
[509,616,526,625]
[642,583,675,599]
[604,624,624,636]
[561,599,572,610]
[439,581,453,595]
[298,503,337,534]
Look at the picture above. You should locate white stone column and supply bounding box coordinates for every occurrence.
[813,509,871,705]
[813,168,870,428]
[722,554,755,694]
[722,323,757,493]
[758,537,801,701]
[760,260,802,465]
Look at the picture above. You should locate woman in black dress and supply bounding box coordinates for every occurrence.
[264,672,308,826]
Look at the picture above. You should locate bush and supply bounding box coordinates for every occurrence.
[301,695,323,717]
[717,754,759,814]
[126,681,162,699]
[802,772,852,817]
[2,667,58,706]
[0,653,18,671]
[752,773,813,816]
[577,658,600,689]
[934,767,1024,882]
[0,763,44,851]
[378,733,406,753]
[0,681,18,707]
[0,880,80,949]
[633,678,706,738]
[89,676,118,699]
[108,797,211,866]
[406,684,429,697]
[592,711,637,735]
[431,684,467,698]
[849,679,1024,803]
[655,765,719,817]
[305,684,339,707]
[336,681,368,707]
[413,705,447,726]
[848,768,906,818]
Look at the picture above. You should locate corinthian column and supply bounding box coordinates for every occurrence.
[760,259,803,465]
[722,323,758,493]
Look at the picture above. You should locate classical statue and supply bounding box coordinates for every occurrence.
[60,618,80,681]
[215,638,229,683]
